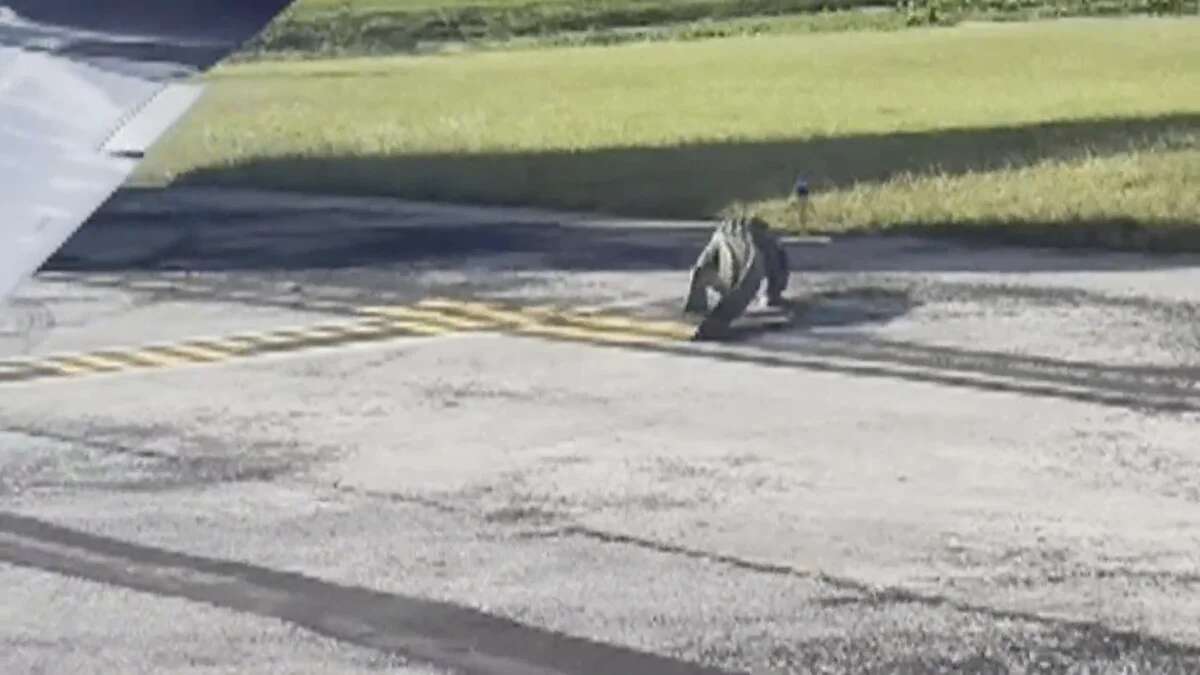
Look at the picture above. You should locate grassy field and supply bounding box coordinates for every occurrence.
[144,17,1200,250]
[244,0,1200,57]
[246,0,898,57]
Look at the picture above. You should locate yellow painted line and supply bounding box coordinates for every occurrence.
[213,319,382,349]
[417,299,543,326]
[0,310,475,385]
[37,354,128,376]
[229,319,453,350]
[419,299,694,343]
[141,343,234,363]
[98,349,190,369]
[0,299,696,385]
[373,318,458,337]
[415,299,682,346]
[178,337,257,355]
[522,306,694,340]
[360,306,496,331]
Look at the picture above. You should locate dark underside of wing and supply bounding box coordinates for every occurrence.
[0,0,295,300]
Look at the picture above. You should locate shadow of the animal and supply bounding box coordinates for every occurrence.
[690,287,919,342]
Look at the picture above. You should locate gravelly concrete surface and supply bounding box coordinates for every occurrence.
[2,186,1199,674]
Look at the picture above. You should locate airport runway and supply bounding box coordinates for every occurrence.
[3,186,1200,674]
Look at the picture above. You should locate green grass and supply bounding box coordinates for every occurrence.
[144,17,1200,251]
[246,0,893,58]
[241,0,1200,58]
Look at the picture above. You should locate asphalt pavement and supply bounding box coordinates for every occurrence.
[2,186,1200,674]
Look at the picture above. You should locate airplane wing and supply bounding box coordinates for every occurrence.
[0,1,295,301]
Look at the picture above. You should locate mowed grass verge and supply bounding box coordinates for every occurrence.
[246,0,1199,58]
[247,0,893,57]
[143,17,1200,250]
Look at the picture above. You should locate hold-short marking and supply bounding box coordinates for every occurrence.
[0,299,695,384]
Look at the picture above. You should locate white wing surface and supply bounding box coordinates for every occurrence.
[0,1,294,300]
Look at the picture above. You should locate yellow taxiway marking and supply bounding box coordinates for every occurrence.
[0,299,695,385]
[358,305,495,331]
[94,349,190,369]
[40,353,130,376]
[417,297,696,341]
[519,305,695,340]
[415,298,695,345]
[141,343,231,364]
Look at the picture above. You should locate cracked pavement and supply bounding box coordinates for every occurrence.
[2,186,1200,674]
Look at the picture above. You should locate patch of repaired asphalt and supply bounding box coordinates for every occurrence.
[0,424,308,496]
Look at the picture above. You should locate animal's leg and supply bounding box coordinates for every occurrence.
[764,241,789,307]
[683,235,722,315]
[749,221,788,307]
[683,266,717,315]
[704,252,765,329]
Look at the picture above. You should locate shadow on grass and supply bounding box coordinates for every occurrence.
[247,0,885,56]
[46,182,1200,280]
[174,111,1200,221]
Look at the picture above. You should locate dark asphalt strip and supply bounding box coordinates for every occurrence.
[0,512,743,675]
